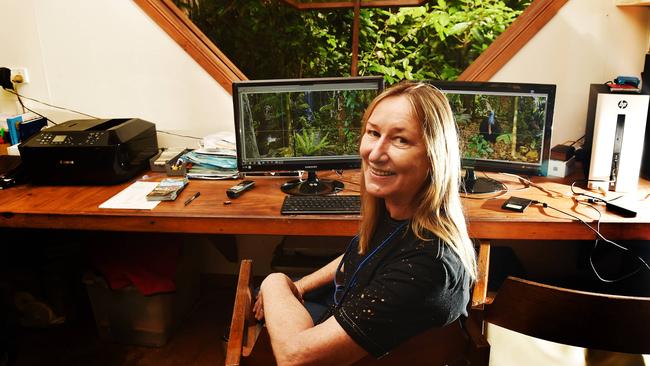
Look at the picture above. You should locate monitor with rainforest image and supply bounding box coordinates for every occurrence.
[233,77,384,195]
[428,81,556,194]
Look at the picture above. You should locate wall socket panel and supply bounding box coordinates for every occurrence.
[10,67,29,84]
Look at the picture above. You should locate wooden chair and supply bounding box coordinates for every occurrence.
[225,246,491,366]
[482,274,650,355]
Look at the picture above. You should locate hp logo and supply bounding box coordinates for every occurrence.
[618,100,628,109]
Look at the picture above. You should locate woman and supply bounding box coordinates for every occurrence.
[254,81,477,366]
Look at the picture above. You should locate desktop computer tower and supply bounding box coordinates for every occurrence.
[641,53,650,179]
[583,84,649,192]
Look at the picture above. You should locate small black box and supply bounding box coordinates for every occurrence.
[550,144,575,161]
[502,196,534,213]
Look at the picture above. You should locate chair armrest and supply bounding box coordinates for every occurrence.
[225,259,261,366]
[471,240,490,309]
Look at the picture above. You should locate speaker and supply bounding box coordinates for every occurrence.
[641,53,650,179]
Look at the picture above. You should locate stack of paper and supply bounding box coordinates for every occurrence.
[99,182,161,210]
[182,132,239,179]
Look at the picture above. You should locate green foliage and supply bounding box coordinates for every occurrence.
[358,0,529,82]
[295,129,333,155]
[496,133,512,145]
[453,107,472,124]
[173,0,530,82]
[467,133,493,158]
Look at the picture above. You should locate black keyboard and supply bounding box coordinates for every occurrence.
[281,195,361,215]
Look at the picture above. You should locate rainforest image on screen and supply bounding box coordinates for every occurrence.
[240,88,377,160]
[448,92,548,164]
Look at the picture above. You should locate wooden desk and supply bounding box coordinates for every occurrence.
[1,170,649,240]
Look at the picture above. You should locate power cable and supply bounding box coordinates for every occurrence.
[533,200,649,283]
[3,88,100,120]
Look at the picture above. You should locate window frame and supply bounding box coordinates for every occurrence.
[134,0,568,94]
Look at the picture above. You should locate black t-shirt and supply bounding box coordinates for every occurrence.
[326,212,470,358]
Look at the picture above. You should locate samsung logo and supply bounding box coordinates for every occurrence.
[59,160,75,165]
[304,165,318,169]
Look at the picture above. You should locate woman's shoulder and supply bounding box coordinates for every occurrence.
[401,231,469,285]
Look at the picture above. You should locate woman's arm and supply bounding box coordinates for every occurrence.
[294,254,342,296]
[260,272,366,366]
[253,254,343,321]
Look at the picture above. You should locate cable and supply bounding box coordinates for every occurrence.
[563,135,585,147]
[570,135,585,146]
[457,171,508,199]
[460,189,507,200]
[566,179,644,282]
[577,201,642,282]
[14,92,58,126]
[501,174,531,193]
[503,172,568,198]
[532,200,649,282]
[3,88,100,120]
[331,170,360,192]
[4,86,209,143]
[569,179,614,204]
[156,130,202,140]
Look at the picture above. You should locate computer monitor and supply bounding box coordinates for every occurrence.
[233,76,385,195]
[428,81,556,194]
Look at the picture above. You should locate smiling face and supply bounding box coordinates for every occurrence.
[359,95,430,218]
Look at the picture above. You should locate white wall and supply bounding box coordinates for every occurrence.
[492,0,650,148]
[0,0,234,148]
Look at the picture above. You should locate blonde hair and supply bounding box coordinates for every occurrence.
[358,81,477,280]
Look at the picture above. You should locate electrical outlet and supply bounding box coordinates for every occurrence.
[10,67,29,84]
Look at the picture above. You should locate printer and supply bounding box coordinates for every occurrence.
[19,118,158,185]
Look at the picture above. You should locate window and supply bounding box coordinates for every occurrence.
[134,0,568,93]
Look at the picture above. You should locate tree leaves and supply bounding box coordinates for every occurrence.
[174,0,529,82]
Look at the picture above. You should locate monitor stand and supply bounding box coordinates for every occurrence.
[281,170,344,196]
[460,168,505,194]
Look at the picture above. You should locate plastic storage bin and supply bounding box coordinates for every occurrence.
[84,249,199,347]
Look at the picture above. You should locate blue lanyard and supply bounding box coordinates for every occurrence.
[333,221,408,306]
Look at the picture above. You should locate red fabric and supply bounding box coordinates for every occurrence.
[90,241,182,296]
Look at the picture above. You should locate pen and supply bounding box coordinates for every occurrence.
[184,191,200,206]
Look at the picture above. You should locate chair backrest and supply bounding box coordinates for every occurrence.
[350,318,488,366]
[485,276,650,355]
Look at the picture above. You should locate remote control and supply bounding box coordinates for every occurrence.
[227,180,255,199]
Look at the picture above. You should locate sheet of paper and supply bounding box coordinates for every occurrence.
[99,181,160,210]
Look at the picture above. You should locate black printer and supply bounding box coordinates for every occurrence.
[19,118,158,185]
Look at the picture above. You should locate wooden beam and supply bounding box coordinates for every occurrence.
[459,0,569,81]
[351,0,360,76]
[282,0,426,10]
